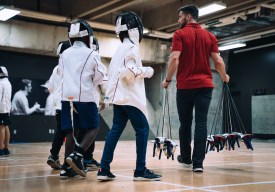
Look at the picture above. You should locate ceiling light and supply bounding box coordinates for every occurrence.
[199,2,226,17]
[219,43,246,51]
[0,6,20,21]
[234,42,275,54]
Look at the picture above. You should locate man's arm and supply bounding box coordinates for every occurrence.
[211,52,230,83]
[162,51,181,88]
[20,96,40,115]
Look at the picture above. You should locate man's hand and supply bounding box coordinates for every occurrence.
[34,102,40,110]
[162,79,171,89]
[223,74,230,83]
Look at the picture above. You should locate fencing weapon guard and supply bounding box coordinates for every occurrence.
[153,89,177,160]
[206,83,254,154]
[163,139,177,160]
[153,137,166,160]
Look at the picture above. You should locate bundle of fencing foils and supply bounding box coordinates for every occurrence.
[153,89,177,160]
[206,83,254,154]
[163,139,177,160]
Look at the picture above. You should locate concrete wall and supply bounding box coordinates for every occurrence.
[0,20,170,63]
[252,95,275,134]
[227,37,275,136]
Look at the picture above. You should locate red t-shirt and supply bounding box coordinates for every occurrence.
[172,23,219,89]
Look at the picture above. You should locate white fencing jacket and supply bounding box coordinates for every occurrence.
[44,93,55,115]
[104,38,154,117]
[0,78,12,113]
[47,65,62,110]
[59,41,106,102]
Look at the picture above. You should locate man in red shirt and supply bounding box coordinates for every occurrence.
[162,5,229,172]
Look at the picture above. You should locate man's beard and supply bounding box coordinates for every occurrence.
[179,18,187,29]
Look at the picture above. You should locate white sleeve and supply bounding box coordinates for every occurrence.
[0,85,4,112]
[118,46,154,82]
[58,56,64,84]
[47,66,59,93]
[118,64,137,82]
[93,53,107,86]
[118,46,137,83]
[118,65,154,80]
[136,66,154,79]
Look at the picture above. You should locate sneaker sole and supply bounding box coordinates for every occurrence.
[0,154,10,157]
[179,162,192,168]
[85,164,100,168]
[85,164,100,169]
[133,177,161,181]
[60,175,80,179]
[193,168,204,172]
[97,176,115,181]
[60,175,69,179]
[47,160,61,170]
[66,157,86,177]
[85,167,99,171]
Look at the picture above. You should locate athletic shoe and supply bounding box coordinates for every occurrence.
[133,168,161,181]
[3,148,10,157]
[97,168,116,181]
[0,149,4,157]
[177,155,192,168]
[66,152,86,177]
[193,167,204,172]
[84,158,101,171]
[60,166,77,179]
[47,155,62,170]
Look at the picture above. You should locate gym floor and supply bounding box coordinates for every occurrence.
[1,140,275,192]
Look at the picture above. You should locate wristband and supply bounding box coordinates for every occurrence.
[165,79,172,82]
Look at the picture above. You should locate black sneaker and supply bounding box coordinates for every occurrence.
[97,168,116,181]
[47,155,62,170]
[3,148,10,157]
[84,158,101,171]
[60,166,77,179]
[133,168,161,181]
[66,152,86,177]
[177,155,192,168]
[0,149,4,157]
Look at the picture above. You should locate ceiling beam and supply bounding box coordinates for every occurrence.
[76,0,120,18]
[141,1,178,31]
[142,0,268,31]
[142,0,216,31]
[81,0,138,20]
[164,0,275,32]
[69,0,119,18]
[219,25,275,44]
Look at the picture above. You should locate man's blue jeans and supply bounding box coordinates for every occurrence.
[177,88,213,168]
[101,104,149,171]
